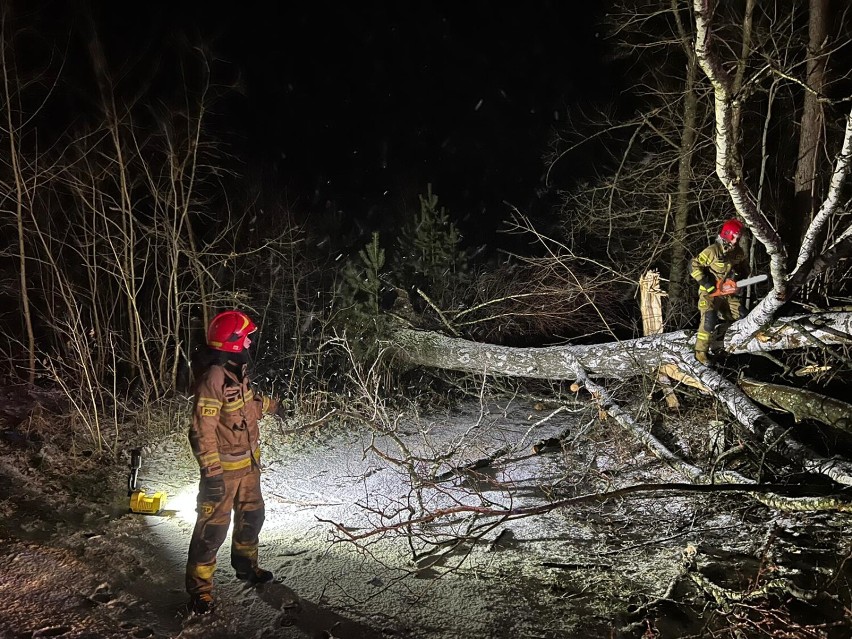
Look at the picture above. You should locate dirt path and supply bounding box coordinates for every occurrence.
[2,398,851,638]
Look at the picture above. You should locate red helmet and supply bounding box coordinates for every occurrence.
[719,219,744,243]
[207,310,257,353]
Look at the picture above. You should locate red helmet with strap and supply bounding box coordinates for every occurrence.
[207,310,257,353]
[719,219,744,243]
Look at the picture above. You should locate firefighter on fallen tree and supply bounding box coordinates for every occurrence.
[690,218,749,365]
[186,309,281,615]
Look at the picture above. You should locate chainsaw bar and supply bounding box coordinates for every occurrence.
[735,274,768,288]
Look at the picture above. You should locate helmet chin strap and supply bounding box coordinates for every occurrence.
[718,236,736,252]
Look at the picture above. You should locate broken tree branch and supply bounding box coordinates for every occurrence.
[323,480,852,542]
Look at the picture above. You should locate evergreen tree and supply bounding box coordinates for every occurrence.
[337,231,387,360]
[397,184,469,310]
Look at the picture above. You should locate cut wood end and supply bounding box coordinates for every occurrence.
[794,365,832,376]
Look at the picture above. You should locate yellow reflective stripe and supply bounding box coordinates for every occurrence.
[199,451,221,467]
[232,541,258,561]
[222,389,254,413]
[696,330,711,340]
[690,268,704,279]
[232,540,257,553]
[197,397,223,417]
[253,447,261,464]
[262,396,271,412]
[222,400,245,413]
[221,457,252,471]
[698,253,711,265]
[188,562,217,580]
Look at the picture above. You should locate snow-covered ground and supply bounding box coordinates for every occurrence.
[1,396,849,638]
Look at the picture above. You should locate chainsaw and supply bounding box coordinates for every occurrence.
[127,448,168,515]
[709,273,768,297]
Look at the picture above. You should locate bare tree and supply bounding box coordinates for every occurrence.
[0,9,307,451]
[692,0,852,337]
[0,7,35,384]
[792,0,831,243]
[550,1,852,325]
[382,0,852,501]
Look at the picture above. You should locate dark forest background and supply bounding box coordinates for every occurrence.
[1,1,851,452]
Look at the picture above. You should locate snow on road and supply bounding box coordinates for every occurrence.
[3,396,842,638]
[150,398,592,638]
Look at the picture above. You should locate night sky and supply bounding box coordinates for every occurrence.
[23,1,614,245]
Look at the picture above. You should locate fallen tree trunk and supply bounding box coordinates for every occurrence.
[391,312,852,382]
[388,310,852,487]
[740,378,852,435]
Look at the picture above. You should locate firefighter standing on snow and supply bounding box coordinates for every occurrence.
[186,310,279,615]
[689,219,749,364]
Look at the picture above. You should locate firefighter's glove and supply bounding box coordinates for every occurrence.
[699,282,716,294]
[716,278,738,296]
[200,474,225,502]
[699,276,716,294]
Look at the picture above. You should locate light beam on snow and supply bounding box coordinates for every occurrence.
[170,484,200,524]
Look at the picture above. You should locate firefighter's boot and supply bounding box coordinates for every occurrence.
[236,566,274,584]
[189,592,215,615]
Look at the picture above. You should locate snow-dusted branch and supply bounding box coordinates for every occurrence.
[692,0,852,347]
[579,371,852,510]
[322,479,852,542]
[792,107,852,276]
[692,0,785,269]
[391,312,852,487]
[392,312,852,382]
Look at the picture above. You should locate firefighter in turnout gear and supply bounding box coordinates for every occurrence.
[186,310,280,615]
[690,219,749,365]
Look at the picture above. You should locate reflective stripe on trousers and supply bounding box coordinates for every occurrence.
[695,293,742,355]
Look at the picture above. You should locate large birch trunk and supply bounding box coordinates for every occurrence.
[389,311,852,487]
[391,312,852,383]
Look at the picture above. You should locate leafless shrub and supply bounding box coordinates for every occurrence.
[463,254,634,344]
[0,15,307,452]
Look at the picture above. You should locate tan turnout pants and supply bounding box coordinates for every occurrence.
[185,466,265,596]
[695,290,742,358]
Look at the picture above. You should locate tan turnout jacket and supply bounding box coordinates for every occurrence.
[189,362,278,478]
[690,241,748,292]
